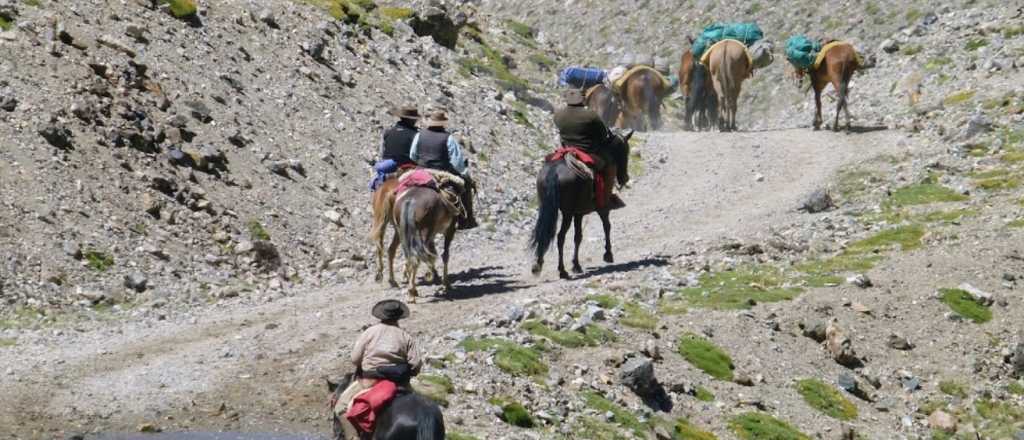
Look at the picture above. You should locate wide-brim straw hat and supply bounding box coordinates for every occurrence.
[372,299,410,321]
[390,106,421,120]
[424,110,450,127]
[562,88,585,106]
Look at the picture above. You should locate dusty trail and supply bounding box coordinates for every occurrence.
[0,128,901,437]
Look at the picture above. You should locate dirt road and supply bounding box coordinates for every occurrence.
[0,129,902,438]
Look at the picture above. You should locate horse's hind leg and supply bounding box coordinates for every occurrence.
[556,212,573,279]
[599,210,613,263]
[406,258,418,303]
[387,226,400,287]
[441,224,454,293]
[813,87,823,130]
[571,214,584,274]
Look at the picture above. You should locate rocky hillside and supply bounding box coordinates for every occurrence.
[0,0,565,317]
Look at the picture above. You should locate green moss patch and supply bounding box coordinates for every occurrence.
[621,302,658,330]
[83,250,114,271]
[939,288,992,323]
[576,417,633,440]
[159,0,197,18]
[582,391,648,438]
[505,19,534,40]
[489,397,534,428]
[414,374,454,406]
[729,412,810,440]
[459,338,548,377]
[886,184,967,207]
[795,379,858,420]
[938,380,968,399]
[247,219,271,240]
[920,208,978,224]
[1005,219,1024,228]
[974,399,1024,439]
[943,90,976,106]
[0,16,12,31]
[521,320,615,348]
[671,266,802,310]
[673,418,719,440]
[0,337,16,348]
[965,38,988,51]
[846,224,925,254]
[456,38,528,92]
[678,333,734,381]
[378,6,413,19]
[588,294,621,309]
[1008,381,1024,396]
[694,386,715,402]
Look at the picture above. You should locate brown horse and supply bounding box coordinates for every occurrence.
[678,49,718,131]
[796,42,860,131]
[393,185,458,302]
[617,69,666,131]
[585,84,621,126]
[529,129,632,279]
[706,40,751,131]
[370,177,403,286]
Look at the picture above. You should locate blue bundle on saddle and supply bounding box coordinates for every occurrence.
[784,35,822,70]
[558,67,607,89]
[692,22,765,58]
[369,159,398,191]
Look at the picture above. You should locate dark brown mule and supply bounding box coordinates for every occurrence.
[585,84,621,126]
[678,49,717,131]
[796,42,860,131]
[529,129,633,279]
[616,70,666,131]
[393,185,458,302]
[706,40,751,131]
[370,177,401,286]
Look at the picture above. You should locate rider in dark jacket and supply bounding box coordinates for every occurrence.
[380,106,421,167]
[553,89,625,209]
[410,109,478,230]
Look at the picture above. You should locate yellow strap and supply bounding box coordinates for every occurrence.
[699,39,753,68]
[813,41,863,70]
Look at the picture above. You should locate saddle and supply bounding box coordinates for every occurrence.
[395,169,465,216]
[547,147,610,210]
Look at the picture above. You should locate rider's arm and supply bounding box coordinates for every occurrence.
[350,329,371,369]
[409,133,421,162]
[446,135,467,174]
[406,334,423,376]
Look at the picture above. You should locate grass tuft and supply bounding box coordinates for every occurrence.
[521,320,615,348]
[582,392,649,438]
[729,412,810,440]
[489,397,534,428]
[505,19,534,40]
[378,6,413,20]
[414,374,454,406]
[938,288,992,323]
[247,219,271,241]
[159,0,197,18]
[678,333,734,381]
[938,380,968,399]
[694,386,715,402]
[668,266,802,311]
[673,418,719,440]
[943,90,976,106]
[886,183,967,207]
[795,379,858,420]
[459,338,548,377]
[621,302,658,330]
[446,433,481,440]
[83,250,114,271]
[845,224,925,254]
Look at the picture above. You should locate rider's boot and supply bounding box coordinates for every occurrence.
[456,176,478,230]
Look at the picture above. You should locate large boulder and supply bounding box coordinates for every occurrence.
[409,4,467,49]
[619,357,656,395]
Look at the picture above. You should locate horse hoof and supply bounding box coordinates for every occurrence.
[388,280,399,288]
[530,264,542,276]
[374,273,383,283]
[604,252,614,263]
[572,265,584,274]
[558,270,571,280]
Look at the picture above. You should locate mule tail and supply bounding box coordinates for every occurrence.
[642,75,659,131]
[836,57,855,130]
[399,197,434,263]
[529,164,560,263]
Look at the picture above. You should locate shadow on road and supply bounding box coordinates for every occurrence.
[428,265,529,301]
[576,256,671,279]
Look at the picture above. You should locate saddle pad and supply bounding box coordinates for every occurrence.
[612,65,671,91]
[813,41,863,70]
[699,39,753,68]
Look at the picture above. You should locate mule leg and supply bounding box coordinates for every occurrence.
[571,215,584,274]
[556,213,573,279]
[813,86,823,131]
[599,209,614,263]
[441,224,454,293]
[406,258,418,303]
[373,226,384,283]
[387,227,400,287]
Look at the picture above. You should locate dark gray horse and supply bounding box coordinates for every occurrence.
[327,375,444,440]
[529,129,633,279]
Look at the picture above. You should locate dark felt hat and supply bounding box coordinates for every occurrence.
[372,299,410,321]
[562,88,585,106]
[424,109,450,128]
[390,106,421,120]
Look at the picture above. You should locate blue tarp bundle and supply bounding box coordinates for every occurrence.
[558,67,606,89]
[785,35,822,70]
[692,22,764,58]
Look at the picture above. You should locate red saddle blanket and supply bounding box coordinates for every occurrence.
[546,146,608,209]
[345,380,398,433]
[394,169,436,197]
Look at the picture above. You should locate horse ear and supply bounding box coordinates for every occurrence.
[623,129,635,142]
[326,378,339,392]
[686,35,694,44]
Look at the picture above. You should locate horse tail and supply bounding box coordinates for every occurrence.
[838,56,855,113]
[416,403,444,439]
[529,164,560,263]
[399,197,434,263]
